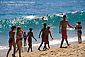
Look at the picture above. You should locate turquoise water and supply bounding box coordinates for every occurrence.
[0,0,85,50]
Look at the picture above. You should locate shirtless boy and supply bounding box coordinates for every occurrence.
[27,27,37,52]
[38,23,47,50]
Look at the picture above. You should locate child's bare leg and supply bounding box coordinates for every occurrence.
[60,39,64,48]
[38,42,43,50]
[6,46,12,57]
[19,43,21,57]
[13,42,16,57]
[48,42,50,48]
[27,46,31,52]
[31,46,33,52]
[65,38,70,46]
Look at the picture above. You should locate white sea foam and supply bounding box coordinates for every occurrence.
[67,28,75,30]
[0,46,9,50]
[23,15,37,20]
[25,36,85,47]
[0,36,85,50]
[56,13,66,17]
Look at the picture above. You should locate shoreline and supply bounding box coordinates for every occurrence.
[3,43,85,57]
[1,41,85,57]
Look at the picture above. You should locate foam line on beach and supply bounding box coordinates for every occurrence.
[0,36,85,50]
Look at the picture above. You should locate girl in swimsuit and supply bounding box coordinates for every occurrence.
[23,32,27,46]
[27,27,37,52]
[16,26,23,57]
[76,21,82,44]
[6,25,16,57]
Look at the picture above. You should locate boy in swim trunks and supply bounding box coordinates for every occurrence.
[59,15,74,48]
[23,32,27,46]
[76,21,82,43]
[6,25,16,57]
[38,23,47,50]
[27,27,37,52]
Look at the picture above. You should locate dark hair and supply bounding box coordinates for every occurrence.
[77,21,81,24]
[11,25,16,30]
[43,22,47,26]
[17,26,21,31]
[29,27,32,31]
[63,15,66,17]
[47,26,50,29]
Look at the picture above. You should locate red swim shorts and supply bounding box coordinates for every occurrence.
[62,30,67,39]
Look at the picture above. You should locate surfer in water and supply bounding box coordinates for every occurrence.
[59,15,74,48]
[40,16,44,20]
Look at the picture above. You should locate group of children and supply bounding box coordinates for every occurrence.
[6,15,82,57]
[6,23,53,57]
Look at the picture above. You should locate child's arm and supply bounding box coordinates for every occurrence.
[32,33,37,41]
[38,29,43,38]
[49,31,53,40]
[33,36,37,41]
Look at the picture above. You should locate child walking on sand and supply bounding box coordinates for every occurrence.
[76,21,82,44]
[16,26,23,57]
[6,25,16,57]
[46,26,53,48]
[43,26,53,50]
[23,32,27,46]
[38,23,47,50]
[27,27,37,52]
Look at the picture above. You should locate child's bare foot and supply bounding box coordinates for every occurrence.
[38,48,40,51]
[68,44,71,46]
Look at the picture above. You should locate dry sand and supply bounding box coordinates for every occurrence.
[4,43,85,57]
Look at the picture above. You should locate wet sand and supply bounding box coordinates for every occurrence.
[4,43,85,57]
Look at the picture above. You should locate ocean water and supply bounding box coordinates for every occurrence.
[0,0,85,56]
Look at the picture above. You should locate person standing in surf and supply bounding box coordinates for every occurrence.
[76,21,82,44]
[59,15,74,48]
[6,25,16,57]
[27,27,37,52]
[16,26,23,57]
[38,23,47,50]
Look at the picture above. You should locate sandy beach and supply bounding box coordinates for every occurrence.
[4,43,85,57]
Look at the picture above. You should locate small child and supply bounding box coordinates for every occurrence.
[46,26,53,48]
[23,32,27,46]
[43,26,53,50]
[27,27,37,52]
[76,21,82,44]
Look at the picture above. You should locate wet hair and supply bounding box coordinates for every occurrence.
[63,15,66,17]
[11,25,16,30]
[29,27,32,31]
[43,22,47,26]
[17,26,21,31]
[77,21,81,24]
[47,26,50,29]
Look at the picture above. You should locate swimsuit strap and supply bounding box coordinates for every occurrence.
[17,32,21,36]
[78,27,82,29]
